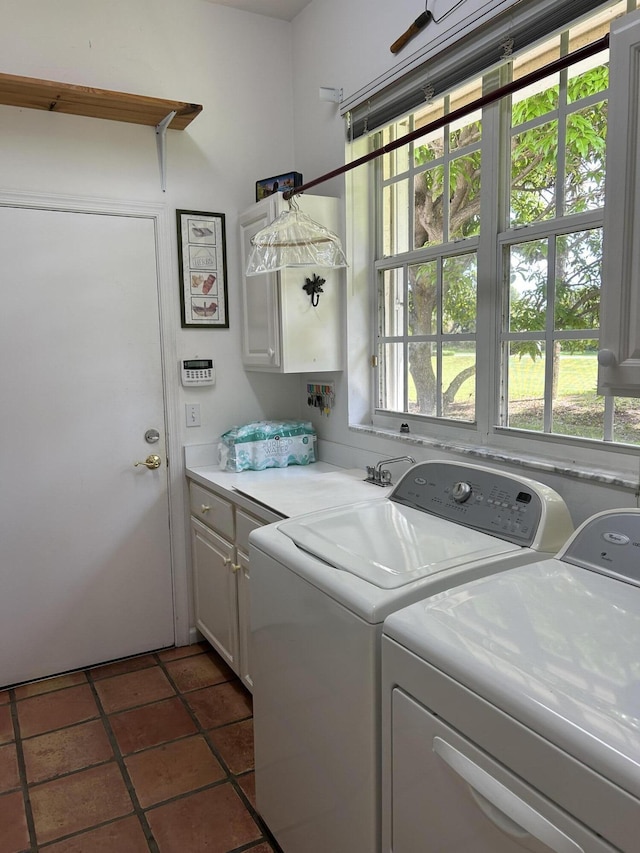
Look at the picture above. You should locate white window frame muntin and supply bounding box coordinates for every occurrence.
[375,20,636,460]
[369,3,640,466]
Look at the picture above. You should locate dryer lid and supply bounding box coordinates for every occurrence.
[384,556,640,798]
[278,499,519,589]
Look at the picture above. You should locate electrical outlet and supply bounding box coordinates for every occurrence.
[186,403,201,427]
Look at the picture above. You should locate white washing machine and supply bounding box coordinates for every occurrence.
[381,508,640,853]
[249,460,574,853]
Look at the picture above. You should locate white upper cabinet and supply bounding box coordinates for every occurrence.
[239,194,344,373]
[599,9,640,396]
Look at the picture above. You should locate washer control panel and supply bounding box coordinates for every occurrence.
[562,510,640,585]
[391,461,543,546]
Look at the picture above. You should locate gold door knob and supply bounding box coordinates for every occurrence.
[134,454,162,470]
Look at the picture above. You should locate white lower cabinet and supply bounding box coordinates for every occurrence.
[189,480,271,692]
[191,519,239,673]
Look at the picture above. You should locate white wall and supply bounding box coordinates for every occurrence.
[0,0,304,445]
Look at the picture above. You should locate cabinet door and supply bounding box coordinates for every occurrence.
[237,549,252,693]
[239,196,281,369]
[191,518,239,673]
[235,508,263,693]
[598,9,640,395]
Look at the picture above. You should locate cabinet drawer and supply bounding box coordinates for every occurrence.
[236,509,263,554]
[190,482,234,540]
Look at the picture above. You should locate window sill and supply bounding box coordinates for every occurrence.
[349,423,639,492]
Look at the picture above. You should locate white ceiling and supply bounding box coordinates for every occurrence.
[203,0,312,21]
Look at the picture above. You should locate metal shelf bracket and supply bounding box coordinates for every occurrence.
[155,110,177,192]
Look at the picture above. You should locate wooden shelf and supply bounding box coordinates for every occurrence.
[0,72,202,130]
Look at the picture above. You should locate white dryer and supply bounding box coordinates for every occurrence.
[381,508,640,853]
[249,460,574,853]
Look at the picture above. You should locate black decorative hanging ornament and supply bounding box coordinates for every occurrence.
[302,273,326,307]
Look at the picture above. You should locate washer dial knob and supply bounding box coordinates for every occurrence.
[451,481,472,503]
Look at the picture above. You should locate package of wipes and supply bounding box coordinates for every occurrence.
[219,420,316,471]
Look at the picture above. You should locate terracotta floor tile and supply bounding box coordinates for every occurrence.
[237,770,256,810]
[94,666,175,714]
[17,684,98,738]
[110,696,197,755]
[90,653,157,681]
[247,845,277,853]
[0,743,20,794]
[23,719,113,784]
[0,790,30,853]
[164,651,235,693]
[124,735,225,808]
[157,642,207,662]
[0,705,13,745]
[185,680,252,729]
[0,690,9,706]
[14,670,87,700]
[44,815,150,853]
[30,762,133,844]
[209,719,255,774]
[146,783,261,853]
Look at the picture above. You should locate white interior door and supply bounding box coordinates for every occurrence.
[0,205,175,688]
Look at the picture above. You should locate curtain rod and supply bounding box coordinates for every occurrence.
[284,32,610,200]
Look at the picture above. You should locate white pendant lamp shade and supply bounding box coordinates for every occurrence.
[245,202,347,276]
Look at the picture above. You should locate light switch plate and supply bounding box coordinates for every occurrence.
[186,403,201,427]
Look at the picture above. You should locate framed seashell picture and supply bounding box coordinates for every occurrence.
[177,209,229,328]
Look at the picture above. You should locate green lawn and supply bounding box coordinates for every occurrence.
[406,352,640,443]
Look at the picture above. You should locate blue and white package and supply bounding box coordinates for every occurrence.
[219,420,316,471]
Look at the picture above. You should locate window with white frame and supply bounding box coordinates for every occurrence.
[374,0,640,446]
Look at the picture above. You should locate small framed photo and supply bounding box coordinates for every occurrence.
[256,171,303,201]
[176,210,229,329]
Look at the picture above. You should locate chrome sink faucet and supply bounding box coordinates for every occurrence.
[365,455,416,487]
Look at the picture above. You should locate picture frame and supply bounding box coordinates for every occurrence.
[176,210,229,329]
[255,171,303,202]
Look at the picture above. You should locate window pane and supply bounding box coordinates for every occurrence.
[567,59,608,103]
[555,230,601,330]
[408,261,437,335]
[449,111,482,151]
[378,342,404,411]
[382,120,410,179]
[443,253,477,333]
[443,342,476,421]
[513,38,560,85]
[414,166,444,248]
[508,240,548,332]
[383,180,410,256]
[511,75,559,127]
[408,341,437,416]
[511,120,558,225]
[414,127,444,168]
[380,269,404,336]
[564,102,607,215]
[614,399,640,446]
[552,341,603,439]
[506,341,546,431]
[450,151,481,239]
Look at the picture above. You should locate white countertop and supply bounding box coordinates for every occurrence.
[186,461,393,518]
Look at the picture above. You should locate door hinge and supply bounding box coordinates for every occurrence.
[370,355,379,367]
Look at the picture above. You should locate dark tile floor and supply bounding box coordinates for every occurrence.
[0,642,281,853]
